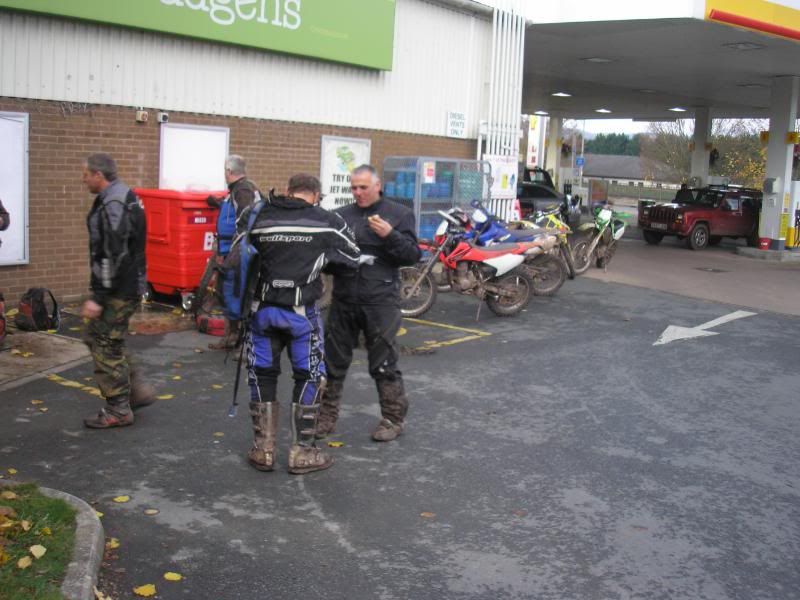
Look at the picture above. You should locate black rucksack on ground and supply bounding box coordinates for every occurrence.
[15,288,60,332]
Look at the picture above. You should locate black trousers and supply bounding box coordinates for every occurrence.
[324,301,402,383]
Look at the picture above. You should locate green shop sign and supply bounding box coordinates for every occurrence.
[0,0,396,70]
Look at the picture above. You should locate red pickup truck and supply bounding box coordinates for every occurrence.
[638,185,761,250]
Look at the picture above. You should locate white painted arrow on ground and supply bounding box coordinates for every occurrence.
[654,310,757,346]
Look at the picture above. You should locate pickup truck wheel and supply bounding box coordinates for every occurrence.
[708,236,722,246]
[643,230,664,245]
[686,224,709,250]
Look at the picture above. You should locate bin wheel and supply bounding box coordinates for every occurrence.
[181,293,195,312]
[141,284,154,303]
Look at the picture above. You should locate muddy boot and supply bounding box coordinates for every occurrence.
[288,403,333,475]
[247,402,279,472]
[208,319,239,350]
[84,396,134,429]
[315,379,344,439]
[129,367,157,412]
[372,378,409,442]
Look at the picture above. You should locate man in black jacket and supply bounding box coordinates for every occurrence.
[317,164,421,442]
[245,174,360,474]
[81,153,154,428]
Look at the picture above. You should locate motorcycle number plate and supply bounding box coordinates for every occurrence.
[651,223,668,230]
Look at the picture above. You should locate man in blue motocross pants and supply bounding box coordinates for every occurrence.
[245,174,360,474]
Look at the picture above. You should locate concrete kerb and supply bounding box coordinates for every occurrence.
[736,246,800,262]
[0,480,104,600]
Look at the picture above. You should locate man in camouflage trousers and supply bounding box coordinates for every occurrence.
[81,153,153,428]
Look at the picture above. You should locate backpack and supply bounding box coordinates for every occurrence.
[95,193,145,290]
[0,293,6,346]
[216,198,238,256]
[221,194,267,321]
[15,288,60,332]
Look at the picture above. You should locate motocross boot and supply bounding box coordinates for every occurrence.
[372,378,409,442]
[288,402,333,474]
[315,379,344,439]
[247,402,279,472]
[208,318,240,350]
[129,366,157,411]
[84,395,134,429]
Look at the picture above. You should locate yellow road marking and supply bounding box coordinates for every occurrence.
[419,335,489,349]
[404,318,491,337]
[46,374,102,397]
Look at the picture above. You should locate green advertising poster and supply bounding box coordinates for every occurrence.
[0,0,396,70]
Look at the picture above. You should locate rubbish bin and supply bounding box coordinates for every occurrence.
[134,189,226,307]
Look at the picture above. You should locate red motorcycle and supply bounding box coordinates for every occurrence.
[400,208,543,318]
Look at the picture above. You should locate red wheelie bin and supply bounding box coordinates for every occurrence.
[134,189,226,310]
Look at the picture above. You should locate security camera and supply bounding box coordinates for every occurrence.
[156,111,169,123]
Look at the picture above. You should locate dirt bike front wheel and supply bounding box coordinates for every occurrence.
[527,254,567,297]
[560,242,576,279]
[399,266,437,318]
[571,237,593,275]
[485,267,534,317]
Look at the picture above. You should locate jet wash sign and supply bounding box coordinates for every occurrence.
[0,0,396,70]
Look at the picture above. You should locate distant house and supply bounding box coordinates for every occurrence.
[582,154,679,188]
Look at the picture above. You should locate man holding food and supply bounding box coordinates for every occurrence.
[316,164,421,442]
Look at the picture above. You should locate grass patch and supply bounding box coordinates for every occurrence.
[0,483,76,600]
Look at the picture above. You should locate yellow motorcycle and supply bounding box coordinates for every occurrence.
[508,206,577,280]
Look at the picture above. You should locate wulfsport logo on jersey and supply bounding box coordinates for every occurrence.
[159,0,301,30]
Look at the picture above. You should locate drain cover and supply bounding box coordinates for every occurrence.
[695,267,729,273]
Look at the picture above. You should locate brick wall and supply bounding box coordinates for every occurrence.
[0,97,475,305]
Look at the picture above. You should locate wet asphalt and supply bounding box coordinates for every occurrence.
[1,276,799,600]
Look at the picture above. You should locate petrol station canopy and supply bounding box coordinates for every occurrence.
[513,0,800,121]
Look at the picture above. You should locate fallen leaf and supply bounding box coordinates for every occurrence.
[156,394,174,400]
[163,571,183,581]
[0,506,17,518]
[419,512,436,518]
[84,377,93,382]
[17,555,32,569]
[69,327,82,331]
[6,308,18,317]
[30,544,47,559]
[10,349,21,355]
[327,441,345,448]
[172,362,182,368]
[112,496,130,503]
[31,400,44,405]
[0,491,17,500]
[21,352,34,358]
[212,432,225,438]
[95,511,104,518]
[194,348,204,353]
[133,583,157,597]
[143,509,159,516]
[211,384,223,390]
[172,375,182,381]
[172,308,183,315]
[39,408,49,413]
[46,329,57,334]
[93,585,112,600]
[39,526,52,536]
[0,549,9,565]
[7,469,17,475]
[106,537,120,550]
[20,520,31,531]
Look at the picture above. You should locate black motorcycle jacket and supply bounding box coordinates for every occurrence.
[250,193,360,307]
[331,197,421,306]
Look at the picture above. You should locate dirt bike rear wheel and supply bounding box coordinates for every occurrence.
[399,266,436,318]
[528,254,567,296]
[596,241,617,269]
[485,267,533,317]
[571,237,593,275]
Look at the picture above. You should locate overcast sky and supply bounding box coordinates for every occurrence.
[579,119,652,135]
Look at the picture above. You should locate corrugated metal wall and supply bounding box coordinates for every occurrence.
[0,0,491,138]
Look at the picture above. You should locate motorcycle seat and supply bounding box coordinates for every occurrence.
[478,241,527,252]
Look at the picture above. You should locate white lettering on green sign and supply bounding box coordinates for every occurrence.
[159,0,301,30]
